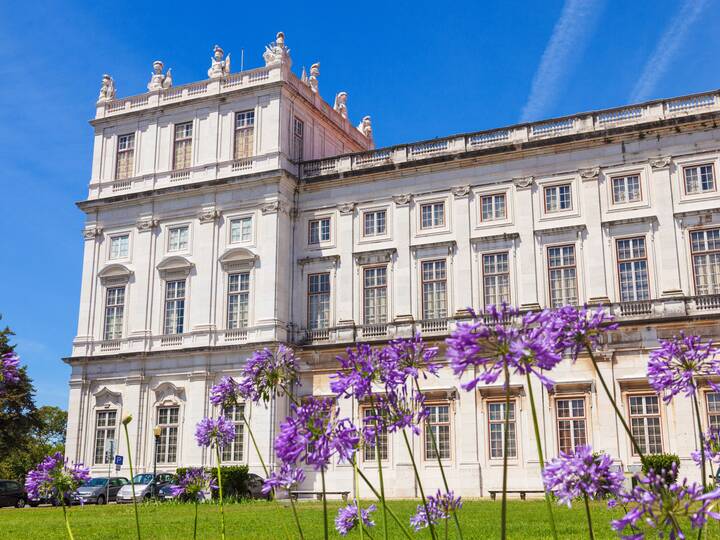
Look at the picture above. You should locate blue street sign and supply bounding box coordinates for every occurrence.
[114,455,124,466]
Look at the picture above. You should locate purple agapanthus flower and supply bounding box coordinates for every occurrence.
[0,352,20,391]
[209,376,242,410]
[691,430,720,468]
[542,445,624,507]
[237,345,300,403]
[446,304,565,391]
[170,467,217,501]
[195,416,236,449]
[335,500,377,536]
[409,490,462,532]
[261,463,305,495]
[371,389,430,436]
[331,343,383,400]
[552,305,618,360]
[274,397,360,471]
[25,452,90,501]
[611,464,720,539]
[648,333,720,402]
[381,334,440,389]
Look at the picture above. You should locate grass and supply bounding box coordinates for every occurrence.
[0,498,633,539]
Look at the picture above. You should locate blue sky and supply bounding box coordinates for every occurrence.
[1,0,719,408]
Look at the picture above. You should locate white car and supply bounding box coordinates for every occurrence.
[116,473,175,503]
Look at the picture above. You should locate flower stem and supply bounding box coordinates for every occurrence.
[356,467,414,540]
[241,412,269,478]
[501,362,510,540]
[193,499,198,540]
[368,395,389,540]
[585,345,645,460]
[413,379,463,540]
[61,500,75,540]
[215,445,226,540]
[583,494,595,540]
[525,373,558,540]
[352,456,365,540]
[402,430,438,540]
[288,494,304,540]
[692,393,708,492]
[123,422,142,540]
[321,468,329,540]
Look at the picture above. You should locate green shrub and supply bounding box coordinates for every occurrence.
[641,453,680,484]
[176,465,250,499]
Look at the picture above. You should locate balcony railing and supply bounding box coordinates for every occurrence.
[300,90,720,179]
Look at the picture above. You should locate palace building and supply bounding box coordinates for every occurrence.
[65,32,720,497]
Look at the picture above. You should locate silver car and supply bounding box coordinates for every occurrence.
[116,473,175,503]
[72,477,129,505]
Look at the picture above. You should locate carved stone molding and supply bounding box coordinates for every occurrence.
[649,156,672,170]
[198,208,220,223]
[136,218,158,232]
[392,194,412,206]
[82,226,103,240]
[579,167,600,181]
[451,185,470,199]
[512,176,534,189]
[261,201,286,215]
[98,263,133,286]
[337,202,356,215]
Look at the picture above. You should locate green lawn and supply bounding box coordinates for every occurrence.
[1,498,717,539]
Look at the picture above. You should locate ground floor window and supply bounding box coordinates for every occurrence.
[222,404,245,462]
[628,394,662,455]
[488,401,516,459]
[156,406,180,463]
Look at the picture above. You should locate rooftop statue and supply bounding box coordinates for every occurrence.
[263,31,291,68]
[208,45,231,79]
[334,91,348,119]
[98,74,116,103]
[147,61,172,91]
[308,63,320,94]
[357,116,372,138]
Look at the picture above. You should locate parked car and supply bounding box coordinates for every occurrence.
[245,473,269,500]
[0,480,28,508]
[157,482,212,502]
[71,477,130,505]
[28,488,71,507]
[116,473,175,503]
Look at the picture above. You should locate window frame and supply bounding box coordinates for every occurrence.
[155,406,180,464]
[307,272,331,330]
[308,217,332,246]
[419,201,446,230]
[172,121,194,171]
[93,409,118,465]
[424,401,452,462]
[682,163,716,196]
[362,209,388,238]
[167,225,190,253]
[293,116,304,161]
[108,233,130,261]
[115,133,136,180]
[690,227,720,296]
[421,259,448,321]
[546,244,579,308]
[543,183,573,214]
[480,193,507,222]
[481,251,511,307]
[611,174,643,205]
[221,403,246,463]
[705,390,720,433]
[163,279,186,335]
[626,393,663,456]
[361,406,389,462]
[226,272,250,330]
[555,396,588,454]
[233,110,255,161]
[487,400,517,460]
[362,265,388,325]
[229,216,254,245]
[615,236,651,302]
[103,286,126,340]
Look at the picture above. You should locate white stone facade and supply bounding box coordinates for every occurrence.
[66,34,720,497]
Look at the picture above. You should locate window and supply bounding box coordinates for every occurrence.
[362,408,388,461]
[612,175,641,204]
[556,398,587,453]
[222,404,245,462]
[230,217,253,244]
[363,210,387,237]
[308,273,330,330]
[420,202,445,229]
[617,237,650,302]
[293,117,304,161]
[227,273,250,329]
[422,260,447,320]
[548,245,578,307]
[173,122,193,170]
[488,401,516,459]
[707,392,720,432]
[691,229,720,295]
[544,184,572,213]
[156,407,180,464]
[115,134,135,180]
[103,287,125,340]
[481,193,507,221]
[628,395,662,455]
[94,410,117,465]
[363,267,387,324]
[425,404,451,460]
[164,280,186,335]
[109,234,129,260]
[308,218,331,245]
[684,164,715,194]
[168,226,189,252]
[482,253,510,306]
[234,110,255,160]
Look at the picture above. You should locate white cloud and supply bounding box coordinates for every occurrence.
[630,0,710,103]
[520,0,603,122]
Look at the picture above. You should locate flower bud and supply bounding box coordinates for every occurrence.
[122,414,133,426]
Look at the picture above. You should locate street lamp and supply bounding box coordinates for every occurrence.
[152,426,161,497]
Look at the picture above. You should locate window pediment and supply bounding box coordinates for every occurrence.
[219,247,258,271]
[153,381,185,405]
[157,256,194,278]
[93,386,123,408]
[98,263,133,285]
